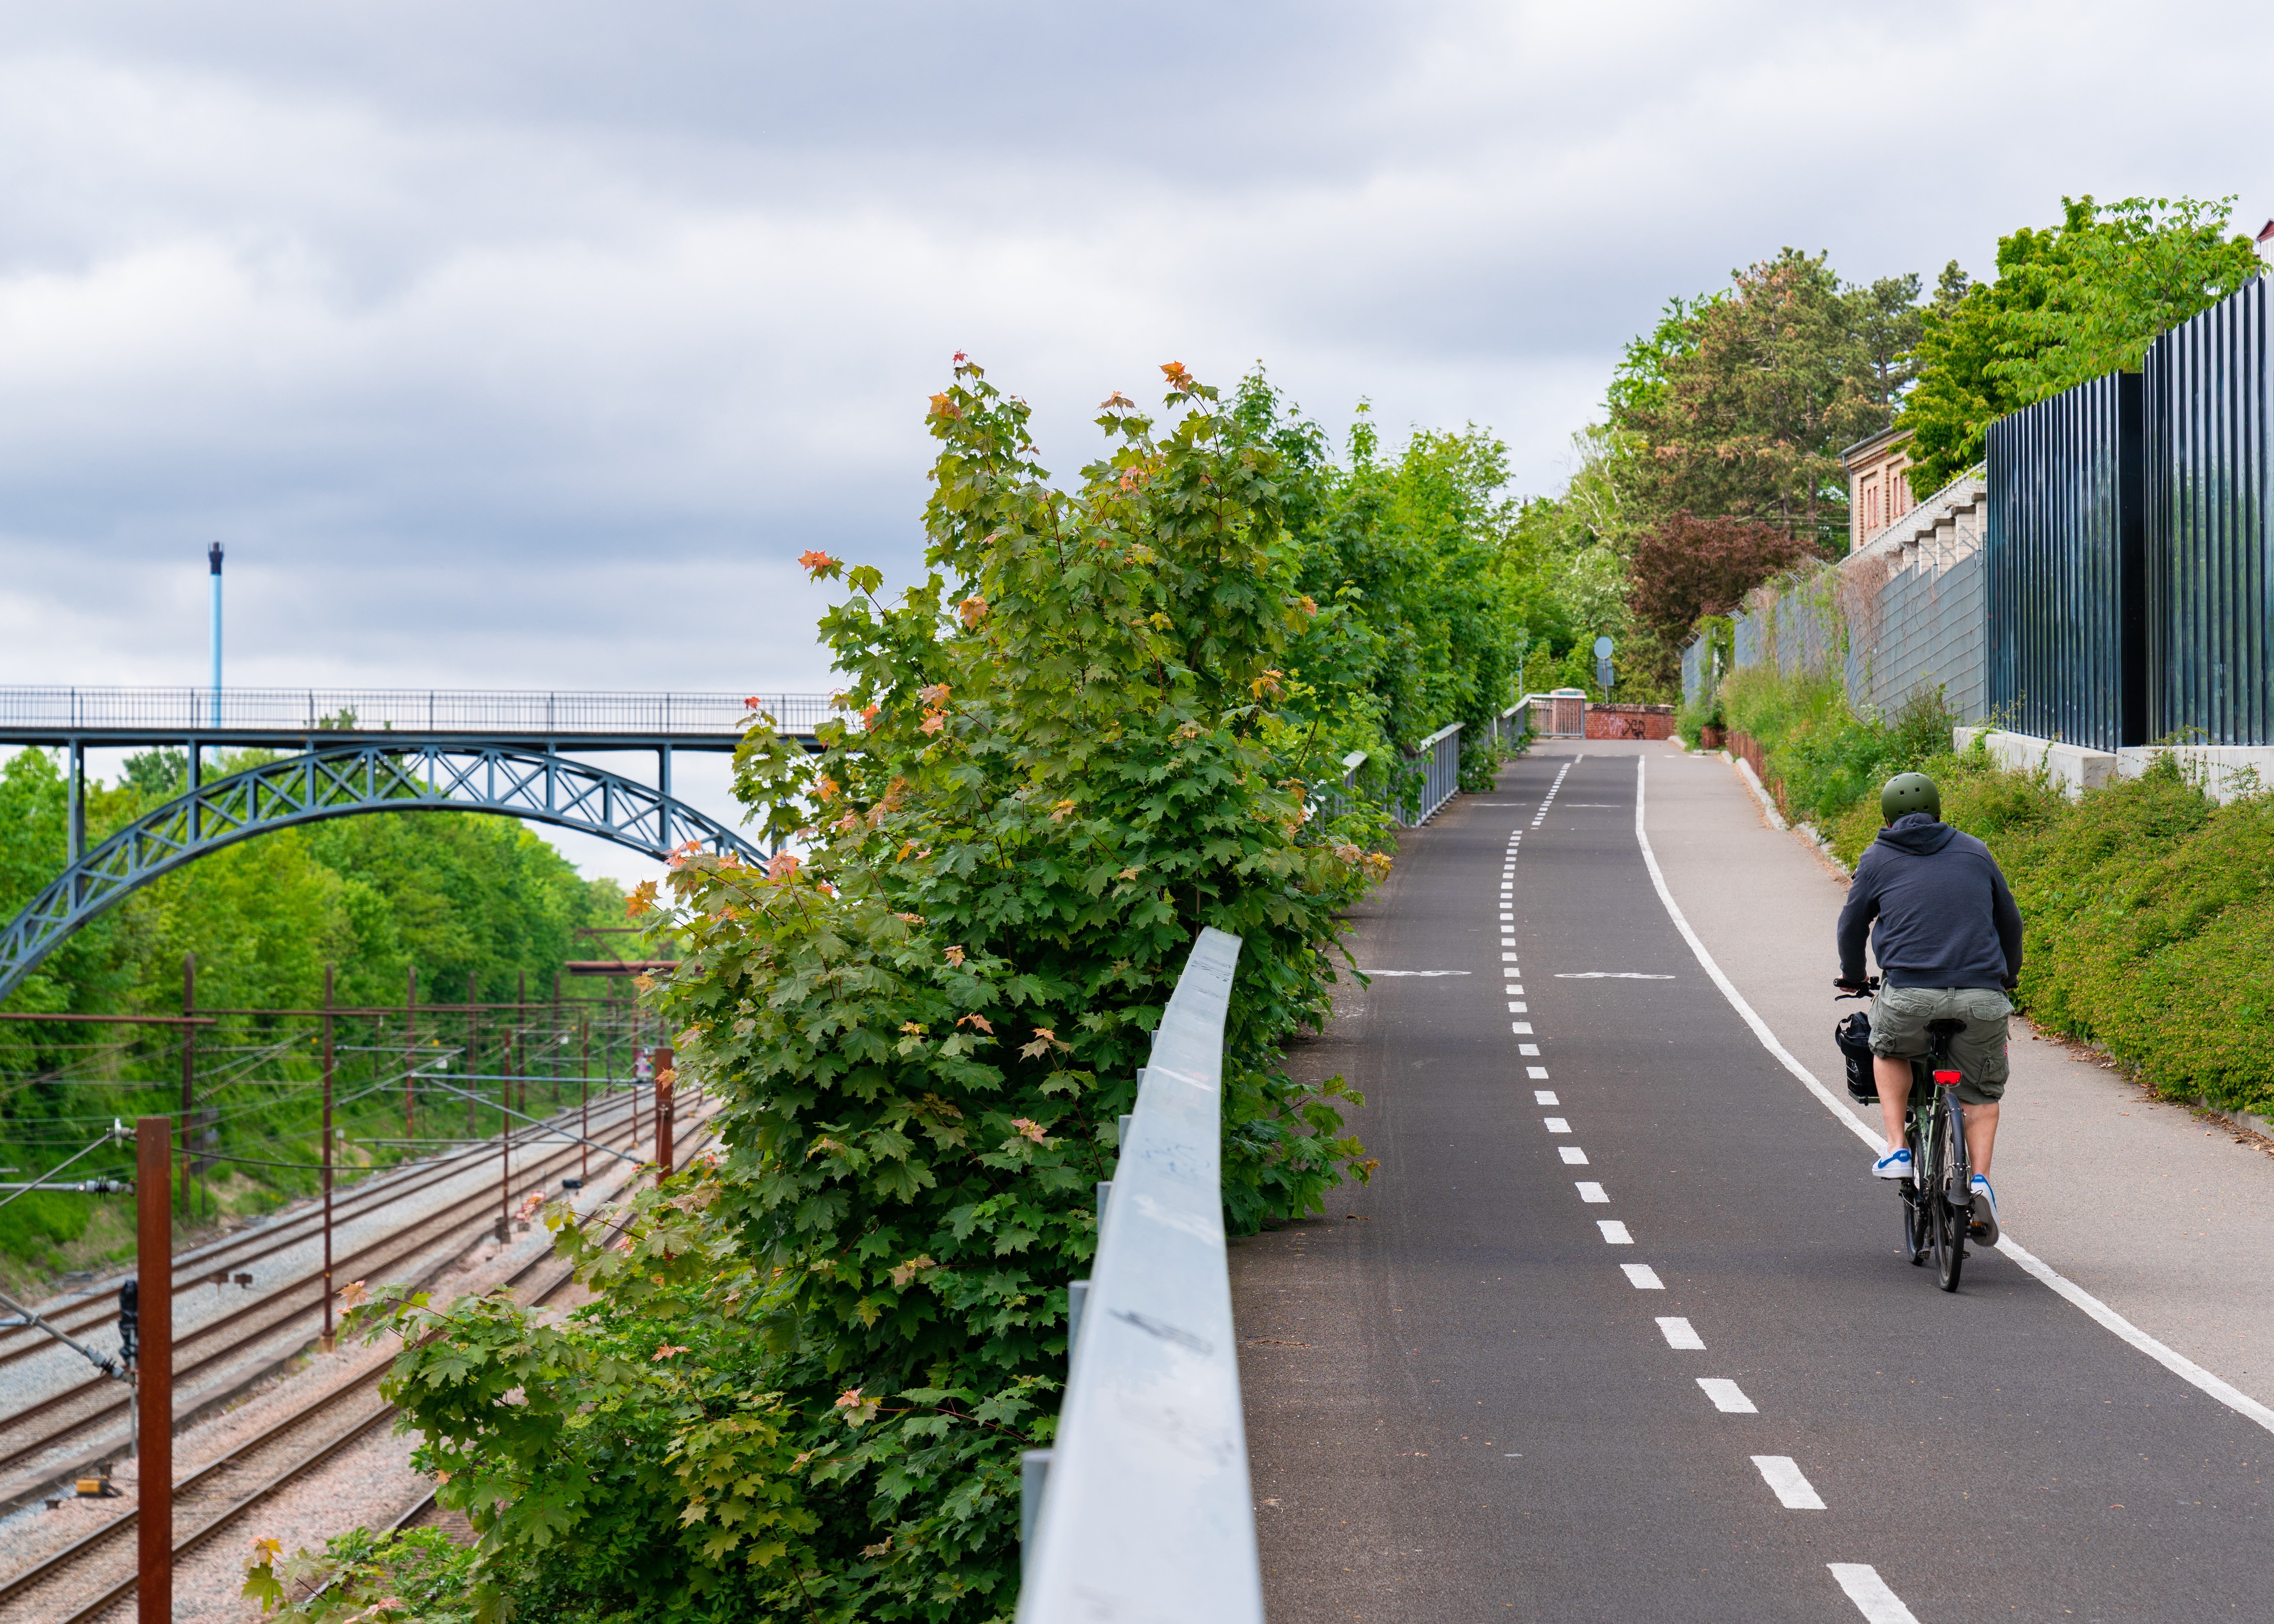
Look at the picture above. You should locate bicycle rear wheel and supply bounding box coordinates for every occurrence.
[1935,1195,1965,1291]
[1902,1118,1929,1265]
[1936,1089,1968,1292]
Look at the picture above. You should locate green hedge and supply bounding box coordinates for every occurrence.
[1724,669,2274,1118]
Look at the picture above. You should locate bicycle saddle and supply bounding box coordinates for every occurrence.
[1925,1018,1966,1036]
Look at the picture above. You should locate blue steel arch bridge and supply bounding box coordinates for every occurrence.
[0,687,828,1003]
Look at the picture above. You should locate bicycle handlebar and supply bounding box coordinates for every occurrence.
[1833,976,1879,1000]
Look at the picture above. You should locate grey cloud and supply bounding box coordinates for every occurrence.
[0,0,2267,735]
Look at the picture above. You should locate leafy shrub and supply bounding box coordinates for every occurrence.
[352,360,1384,1621]
[244,1525,477,1621]
[1723,669,1957,830]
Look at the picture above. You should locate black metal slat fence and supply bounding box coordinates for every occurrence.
[2145,278,2272,747]
[1985,371,2145,751]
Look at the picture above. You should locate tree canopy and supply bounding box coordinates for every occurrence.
[1607,249,1923,553]
[1898,195,2264,491]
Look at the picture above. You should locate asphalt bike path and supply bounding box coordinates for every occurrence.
[1234,745,2267,1622]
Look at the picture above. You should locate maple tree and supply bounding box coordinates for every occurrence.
[1625,512,1817,646]
[340,359,1384,1622]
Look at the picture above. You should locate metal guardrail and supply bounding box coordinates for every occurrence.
[1491,701,1530,752]
[1018,927,1261,1624]
[0,687,831,737]
[1402,722,1462,824]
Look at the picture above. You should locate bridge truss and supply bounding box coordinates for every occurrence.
[0,742,768,1001]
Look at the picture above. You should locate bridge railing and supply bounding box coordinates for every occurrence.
[1403,720,1462,823]
[0,687,831,736]
[1491,700,1531,752]
[1018,927,1261,1624]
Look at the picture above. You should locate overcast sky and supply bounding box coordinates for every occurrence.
[1,0,2267,878]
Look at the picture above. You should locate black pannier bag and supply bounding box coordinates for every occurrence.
[1835,1010,1877,1103]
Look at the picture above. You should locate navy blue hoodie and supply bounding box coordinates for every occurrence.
[1836,812,2024,989]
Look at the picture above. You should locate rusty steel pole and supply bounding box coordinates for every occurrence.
[136,1116,173,1624]
[654,1046,675,1184]
[179,955,195,1215]
[497,1071,511,1244]
[466,972,480,1141]
[404,965,417,1143]
[322,966,336,1353]
[579,1014,590,1184]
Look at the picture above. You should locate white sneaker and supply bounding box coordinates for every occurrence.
[1872,1146,1913,1181]
[1969,1175,2000,1244]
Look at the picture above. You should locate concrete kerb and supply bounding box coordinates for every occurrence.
[1724,750,1788,830]
[1956,726,2274,804]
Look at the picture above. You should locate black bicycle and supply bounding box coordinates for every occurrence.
[1837,980,1976,1292]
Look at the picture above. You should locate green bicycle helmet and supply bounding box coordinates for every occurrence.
[1881,771,1941,823]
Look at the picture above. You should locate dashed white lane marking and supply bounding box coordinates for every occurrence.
[1632,756,2274,1442]
[1752,1456,1825,1509]
[1697,1378,1755,1413]
[1597,1220,1632,1244]
[1501,952,1520,961]
[1505,983,1526,995]
[1533,1090,1557,1104]
[1655,1310,1710,1346]
[1559,1146,1588,1165]
[1656,1316,1704,1349]
[1621,1264,1664,1289]
[1508,1002,1528,1014]
[1827,1564,1921,1624]
[1542,1117,1570,1132]
[1511,1020,1532,1032]
[1526,1066,1549,1079]
[1575,1181,1608,1202]
[1518,1043,1539,1055]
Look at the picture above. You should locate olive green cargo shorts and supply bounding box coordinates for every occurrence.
[1868,985,2012,1104]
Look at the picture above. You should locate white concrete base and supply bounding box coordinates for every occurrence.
[1954,728,2274,803]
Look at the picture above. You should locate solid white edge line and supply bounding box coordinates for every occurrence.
[1827,1563,1920,1624]
[1634,756,2274,1441]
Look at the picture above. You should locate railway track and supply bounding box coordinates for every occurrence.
[0,1092,660,1511]
[0,1105,716,1624]
[0,1079,639,1377]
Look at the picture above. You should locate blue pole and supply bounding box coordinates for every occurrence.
[208,542,223,726]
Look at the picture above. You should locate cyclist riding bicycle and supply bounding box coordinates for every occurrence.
[1834,771,2023,1241]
